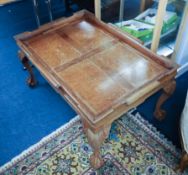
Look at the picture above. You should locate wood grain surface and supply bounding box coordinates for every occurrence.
[15,10,178,126]
[15,10,178,169]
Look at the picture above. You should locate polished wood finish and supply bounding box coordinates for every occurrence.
[154,80,176,120]
[18,50,37,87]
[179,151,188,172]
[82,118,111,168]
[15,10,178,169]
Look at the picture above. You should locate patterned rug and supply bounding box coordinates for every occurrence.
[0,109,187,175]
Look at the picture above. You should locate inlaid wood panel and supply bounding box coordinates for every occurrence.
[15,10,177,124]
[28,33,81,68]
[91,43,166,88]
[27,20,114,69]
[16,10,178,169]
[55,41,166,119]
[57,60,128,118]
[57,21,114,52]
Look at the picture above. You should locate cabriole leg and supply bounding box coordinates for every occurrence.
[82,120,111,169]
[18,51,37,87]
[179,152,188,172]
[154,80,176,120]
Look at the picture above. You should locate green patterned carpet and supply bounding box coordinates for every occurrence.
[0,110,187,175]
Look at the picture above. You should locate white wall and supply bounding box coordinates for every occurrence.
[172,1,188,65]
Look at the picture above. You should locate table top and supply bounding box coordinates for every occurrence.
[15,10,177,125]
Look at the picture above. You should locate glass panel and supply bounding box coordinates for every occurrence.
[100,0,121,23]
[100,0,186,59]
[72,0,186,59]
[101,0,141,23]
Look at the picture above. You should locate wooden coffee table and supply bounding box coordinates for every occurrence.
[15,10,178,169]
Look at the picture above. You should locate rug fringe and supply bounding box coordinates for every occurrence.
[127,110,181,158]
[0,115,80,173]
[0,110,181,173]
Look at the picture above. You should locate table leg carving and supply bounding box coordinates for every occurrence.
[154,80,176,120]
[18,51,37,87]
[179,152,188,172]
[84,124,111,169]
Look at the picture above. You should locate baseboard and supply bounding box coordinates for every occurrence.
[176,62,188,78]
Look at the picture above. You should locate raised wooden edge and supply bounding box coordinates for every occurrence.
[15,10,178,71]
[107,23,144,45]
[57,69,177,133]
[125,81,160,105]
[14,10,178,132]
[83,10,179,70]
[14,10,88,41]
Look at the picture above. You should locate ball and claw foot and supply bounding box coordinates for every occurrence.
[154,80,176,121]
[82,120,111,170]
[90,153,104,169]
[27,77,37,87]
[19,51,37,87]
[154,109,166,121]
